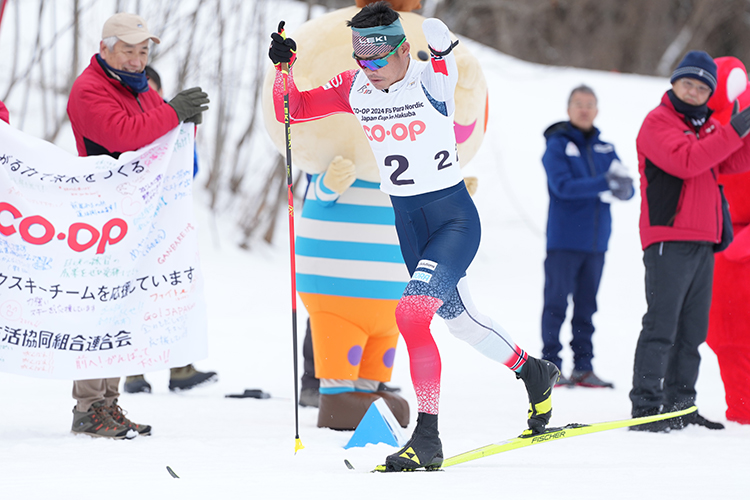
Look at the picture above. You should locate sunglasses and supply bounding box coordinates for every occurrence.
[353,37,406,71]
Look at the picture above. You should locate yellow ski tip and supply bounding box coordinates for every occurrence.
[294,438,305,454]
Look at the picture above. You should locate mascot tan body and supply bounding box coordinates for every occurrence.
[261,4,487,431]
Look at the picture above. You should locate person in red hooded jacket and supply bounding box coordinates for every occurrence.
[630,50,750,432]
[707,56,750,425]
[66,12,209,439]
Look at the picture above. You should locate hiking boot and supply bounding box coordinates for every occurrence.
[555,374,575,388]
[107,399,152,436]
[299,387,320,408]
[670,411,724,430]
[516,357,559,434]
[629,408,671,433]
[570,370,614,388]
[71,401,137,440]
[629,419,672,433]
[384,412,443,472]
[123,375,152,394]
[169,364,218,391]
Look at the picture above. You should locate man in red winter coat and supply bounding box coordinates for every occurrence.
[707,56,750,425]
[66,12,209,439]
[630,50,750,432]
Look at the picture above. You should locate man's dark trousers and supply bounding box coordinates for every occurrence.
[630,241,714,416]
[301,319,319,391]
[542,249,605,372]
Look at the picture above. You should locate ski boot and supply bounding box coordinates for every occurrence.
[516,357,560,435]
[384,412,443,472]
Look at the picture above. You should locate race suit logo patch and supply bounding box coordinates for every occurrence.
[416,259,437,271]
[412,271,432,283]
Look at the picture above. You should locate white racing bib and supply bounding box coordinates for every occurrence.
[349,60,463,196]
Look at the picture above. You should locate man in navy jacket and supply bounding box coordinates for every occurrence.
[541,85,634,388]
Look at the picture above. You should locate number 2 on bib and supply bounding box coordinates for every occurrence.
[386,150,453,186]
[386,155,413,186]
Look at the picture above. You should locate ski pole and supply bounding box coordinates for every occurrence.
[278,20,304,454]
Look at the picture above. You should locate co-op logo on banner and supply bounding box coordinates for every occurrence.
[0,201,127,254]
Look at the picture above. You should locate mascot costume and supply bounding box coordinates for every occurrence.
[707,56,750,425]
[262,0,488,430]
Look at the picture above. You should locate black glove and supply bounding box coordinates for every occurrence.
[269,21,296,65]
[606,172,634,200]
[168,87,210,123]
[730,102,750,138]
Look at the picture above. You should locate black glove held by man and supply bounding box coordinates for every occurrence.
[269,32,297,65]
[730,102,750,138]
[168,87,210,123]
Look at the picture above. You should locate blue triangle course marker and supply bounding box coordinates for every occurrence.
[344,397,406,449]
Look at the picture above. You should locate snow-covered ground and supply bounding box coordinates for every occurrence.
[2,13,749,500]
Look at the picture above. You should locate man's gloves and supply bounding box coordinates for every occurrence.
[168,87,209,123]
[185,112,203,125]
[269,21,297,67]
[730,100,750,138]
[323,156,356,194]
[604,159,634,201]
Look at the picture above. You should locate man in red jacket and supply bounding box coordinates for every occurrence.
[630,50,750,432]
[66,12,209,439]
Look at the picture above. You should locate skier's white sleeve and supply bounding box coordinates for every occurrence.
[420,18,458,114]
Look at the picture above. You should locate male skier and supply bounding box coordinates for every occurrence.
[269,1,559,471]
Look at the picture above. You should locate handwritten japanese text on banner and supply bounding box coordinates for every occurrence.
[0,122,207,379]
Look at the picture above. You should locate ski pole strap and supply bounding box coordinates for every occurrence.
[429,39,459,58]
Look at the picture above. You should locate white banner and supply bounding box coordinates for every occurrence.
[0,122,207,379]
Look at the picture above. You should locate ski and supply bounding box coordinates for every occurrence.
[369,406,697,472]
